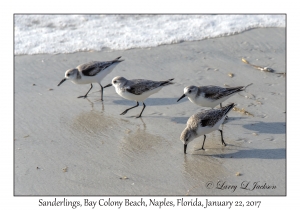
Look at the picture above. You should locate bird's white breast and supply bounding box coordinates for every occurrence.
[116,86,163,102]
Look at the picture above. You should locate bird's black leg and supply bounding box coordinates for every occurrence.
[195,135,206,151]
[78,84,93,98]
[201,135,207,150]
[120,101,139,115]
[219,129,227,146]
[100,84,104,101]
[136,102,146,118]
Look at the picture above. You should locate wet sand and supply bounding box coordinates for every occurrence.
[14,28,286,195]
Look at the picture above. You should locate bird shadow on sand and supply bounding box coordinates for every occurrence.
[243,121,286,134]
[112,97,184,106]
[197,148,286,159]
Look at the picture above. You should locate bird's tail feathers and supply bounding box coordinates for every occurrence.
[222,103,236,116]
[113,56,124,62]
[160,78,174,86]
[241,83,253,91]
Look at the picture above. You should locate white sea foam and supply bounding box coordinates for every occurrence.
[14,15,285,55]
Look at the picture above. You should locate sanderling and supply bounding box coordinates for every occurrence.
[180,103,235,154]
[57,56,124,101]
[177,84,252,108]
[104,76,174,118]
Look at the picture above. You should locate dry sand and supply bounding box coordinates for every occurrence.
[14,28,285,195]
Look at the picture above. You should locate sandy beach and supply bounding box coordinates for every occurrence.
[14,28,286,195]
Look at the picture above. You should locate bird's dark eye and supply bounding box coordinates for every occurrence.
[67,73,70,76]
[188,90,191,93]
[113,80,117,84]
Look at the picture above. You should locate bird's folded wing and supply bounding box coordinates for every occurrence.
[203,86,242,100]
[126,80,160,95]
[81,61,115,76]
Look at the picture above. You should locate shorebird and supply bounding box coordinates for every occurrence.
[180,103,235,154]
[104,76,174,118]
[177,84,252,108]
[57,56,124,101]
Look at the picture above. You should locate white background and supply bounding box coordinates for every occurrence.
[3,0,294,209]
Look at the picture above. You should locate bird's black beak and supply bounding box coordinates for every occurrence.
[184,144,187,154]
[57,78,66,86]
[103,83,112,88]
[177,94,186,102]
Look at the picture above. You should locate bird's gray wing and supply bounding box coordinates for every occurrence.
[125,79,161,95]
[188,109,224,128]
[81,57,123,76]
[200,86,242,100]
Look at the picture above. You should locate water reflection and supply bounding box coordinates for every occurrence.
[182,154,227,181]
[86,98,105,111]
[181,154,229,195]
[119,118,164,156]
[71,110,118,137]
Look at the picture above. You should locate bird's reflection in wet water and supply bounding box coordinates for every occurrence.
[181,147,231,195]
[71,109,119,146]
[119,118,165,157]
[86,97,105,111]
